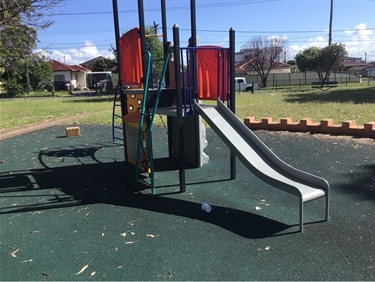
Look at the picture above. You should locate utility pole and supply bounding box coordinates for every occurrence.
[25,59,30,101]
[153,21,159,34]
[328,0,333,46]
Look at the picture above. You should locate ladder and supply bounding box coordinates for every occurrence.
[112,82,124,142]
[135,48,173,194]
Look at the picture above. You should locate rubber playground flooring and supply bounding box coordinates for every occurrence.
[0,125,374,281]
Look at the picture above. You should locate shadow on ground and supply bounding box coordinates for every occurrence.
[336,164,375,200]
[284,87,375,104]
[0,144,291,239]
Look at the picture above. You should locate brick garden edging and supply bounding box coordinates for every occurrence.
[244,117,375,138]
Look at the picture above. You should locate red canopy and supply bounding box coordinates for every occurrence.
[119,27,143,86]
[195,47,229,101]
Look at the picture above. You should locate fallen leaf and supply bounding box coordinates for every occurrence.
[31,211,43,215]
[21,259,33,263]
[10,248,19,258]
[75,264,89,275]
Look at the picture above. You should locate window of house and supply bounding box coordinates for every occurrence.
[54,75,65,81]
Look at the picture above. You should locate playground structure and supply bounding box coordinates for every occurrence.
[111,0,330,232]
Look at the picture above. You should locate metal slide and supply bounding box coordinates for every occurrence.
[193,100,330,232]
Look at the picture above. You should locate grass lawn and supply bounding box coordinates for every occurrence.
[235,84,375,126]
[0,96,114,132]
[0,84,374,132]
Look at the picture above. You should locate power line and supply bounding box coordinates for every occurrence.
[179,27,375,34]
[54,0,281,16]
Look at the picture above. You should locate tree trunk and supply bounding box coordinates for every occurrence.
[262,77,267,88]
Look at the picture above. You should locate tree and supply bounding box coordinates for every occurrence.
[112,26,164,83]
[28,55,52,91]
[0,17,37,70]
[93,56,117,72]
[241,36,287,87]
[0,0,59,96]
[0,0,61,29]
[144,26,164,84]
[1,53,52,96]
[295,43,347,88]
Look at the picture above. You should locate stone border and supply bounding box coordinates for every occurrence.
[244,117,375,138]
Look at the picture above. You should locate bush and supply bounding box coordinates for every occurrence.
[2,76,25,97]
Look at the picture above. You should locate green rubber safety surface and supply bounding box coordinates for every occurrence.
[0,125,374,281]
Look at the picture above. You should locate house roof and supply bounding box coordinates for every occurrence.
[235,58,290,73]
[362,62,375,70]
[50,60,90,72]
[80,56,106,71]
[80,56,117,72]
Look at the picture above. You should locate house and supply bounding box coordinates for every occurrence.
[235,58,291,76]
[359,62,375,78]
[235,47,289,76]
[236,48,284,63]
[80,56,103,71]
[80,56,117,72]
[342,56,367,71]
[50,60,90,89]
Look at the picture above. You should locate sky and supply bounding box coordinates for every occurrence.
[35,0,375,65]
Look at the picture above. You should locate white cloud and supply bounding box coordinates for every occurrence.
[288,36,328,59]
[288,23,375,62]
[36,41,115,65]
[343,23,374,61]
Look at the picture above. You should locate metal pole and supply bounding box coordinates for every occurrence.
[173,24,186,193]
[161,0,167,48]
[111,0,122,81]
[161,0,169,86]
[24,59,30,101]
[137,0,147,86]
[229,27,236,180]
[190,0,197,47]
[328,0,333,46]
[112,0,129,161]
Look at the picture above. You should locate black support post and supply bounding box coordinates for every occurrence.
[161,0,167,48]
[229,27,236,180]
[111,0,128,161]
[137,0,147,86]
[173,24,186,193]
[190,0,197,47]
